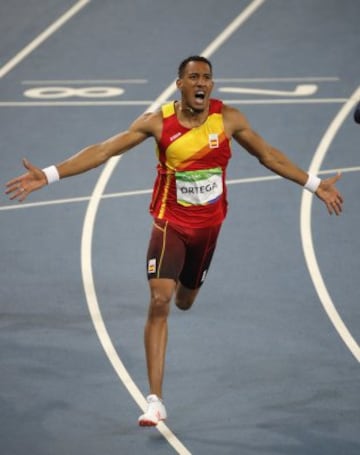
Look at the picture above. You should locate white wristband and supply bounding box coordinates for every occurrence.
[42,165,60,184]
[304,173,321,193]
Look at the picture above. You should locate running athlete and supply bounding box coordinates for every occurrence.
[5,56,343,426]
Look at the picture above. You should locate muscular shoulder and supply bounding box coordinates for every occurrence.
[221,103,269,154]
[221,103,250,137]
[129,109,163,140]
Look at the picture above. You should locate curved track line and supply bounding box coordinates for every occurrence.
[0,0,90,79]
[300,86,360,362]
[81,157,195,454]
[80,0,266,452]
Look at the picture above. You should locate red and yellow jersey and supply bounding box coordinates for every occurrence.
[149,99,232,228]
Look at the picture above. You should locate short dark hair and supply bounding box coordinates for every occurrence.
[177,55,213,78]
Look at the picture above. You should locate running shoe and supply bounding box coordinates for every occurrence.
[138,394,167,426]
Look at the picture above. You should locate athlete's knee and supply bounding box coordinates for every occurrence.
[151,291,171,308]
[175,297,194,311]
[175,284,199,311]
[148,279,175,319]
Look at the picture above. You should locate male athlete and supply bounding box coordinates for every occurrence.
[6,56,343,426]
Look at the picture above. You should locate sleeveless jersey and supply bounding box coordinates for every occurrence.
[149,99,232,228]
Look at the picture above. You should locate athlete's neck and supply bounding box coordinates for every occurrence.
[177,101,209,127]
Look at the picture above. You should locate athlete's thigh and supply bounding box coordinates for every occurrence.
[179,223,222,289]
[146,219,186,281]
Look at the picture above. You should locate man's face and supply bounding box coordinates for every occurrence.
[176,61,214,112]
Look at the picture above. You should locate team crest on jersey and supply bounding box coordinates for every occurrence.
[148,258,156,274]
[208,133,219,148]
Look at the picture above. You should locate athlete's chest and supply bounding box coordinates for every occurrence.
[159,113,230,170]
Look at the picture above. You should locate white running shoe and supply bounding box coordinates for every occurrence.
[138,394,167,426]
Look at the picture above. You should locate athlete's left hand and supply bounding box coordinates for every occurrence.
[315,173,343,215]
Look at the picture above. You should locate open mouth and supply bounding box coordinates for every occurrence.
[195,91,205,102]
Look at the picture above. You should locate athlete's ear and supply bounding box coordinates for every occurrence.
[176,78,182,89]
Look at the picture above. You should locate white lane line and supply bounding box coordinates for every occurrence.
[23,78,335,84]
[80,0,265,453]
[223,99,348,104]
[0,101,153,107]
[300,86,360,362]
[219,84,318,96]
[214,77,340,82]
[201,0,266,56]
[21,79,147,84]
[0,0,90,79]
[2,166,360,212]
[0,98,349,107]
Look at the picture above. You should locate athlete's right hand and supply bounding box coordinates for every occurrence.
[5,159,48,202]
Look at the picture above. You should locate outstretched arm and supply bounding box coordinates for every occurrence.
[224,105,343,215]
[5,111,160,202]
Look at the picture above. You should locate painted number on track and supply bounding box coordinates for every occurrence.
[24,86,124,99]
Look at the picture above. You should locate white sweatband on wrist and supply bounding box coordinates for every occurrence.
[42,165,60,184]
[304,173,321,193]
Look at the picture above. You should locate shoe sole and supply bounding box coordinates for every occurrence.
[138,418,165,427]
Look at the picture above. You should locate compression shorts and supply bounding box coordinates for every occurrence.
[146,219,222,289]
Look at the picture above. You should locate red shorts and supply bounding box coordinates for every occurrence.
[146,219,222,289]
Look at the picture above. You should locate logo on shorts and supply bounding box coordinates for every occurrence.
[148,258,157,274]
[201,269,207,283]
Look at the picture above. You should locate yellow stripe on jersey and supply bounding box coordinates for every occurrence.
[162,102,176,118]
[165,113,224,170]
